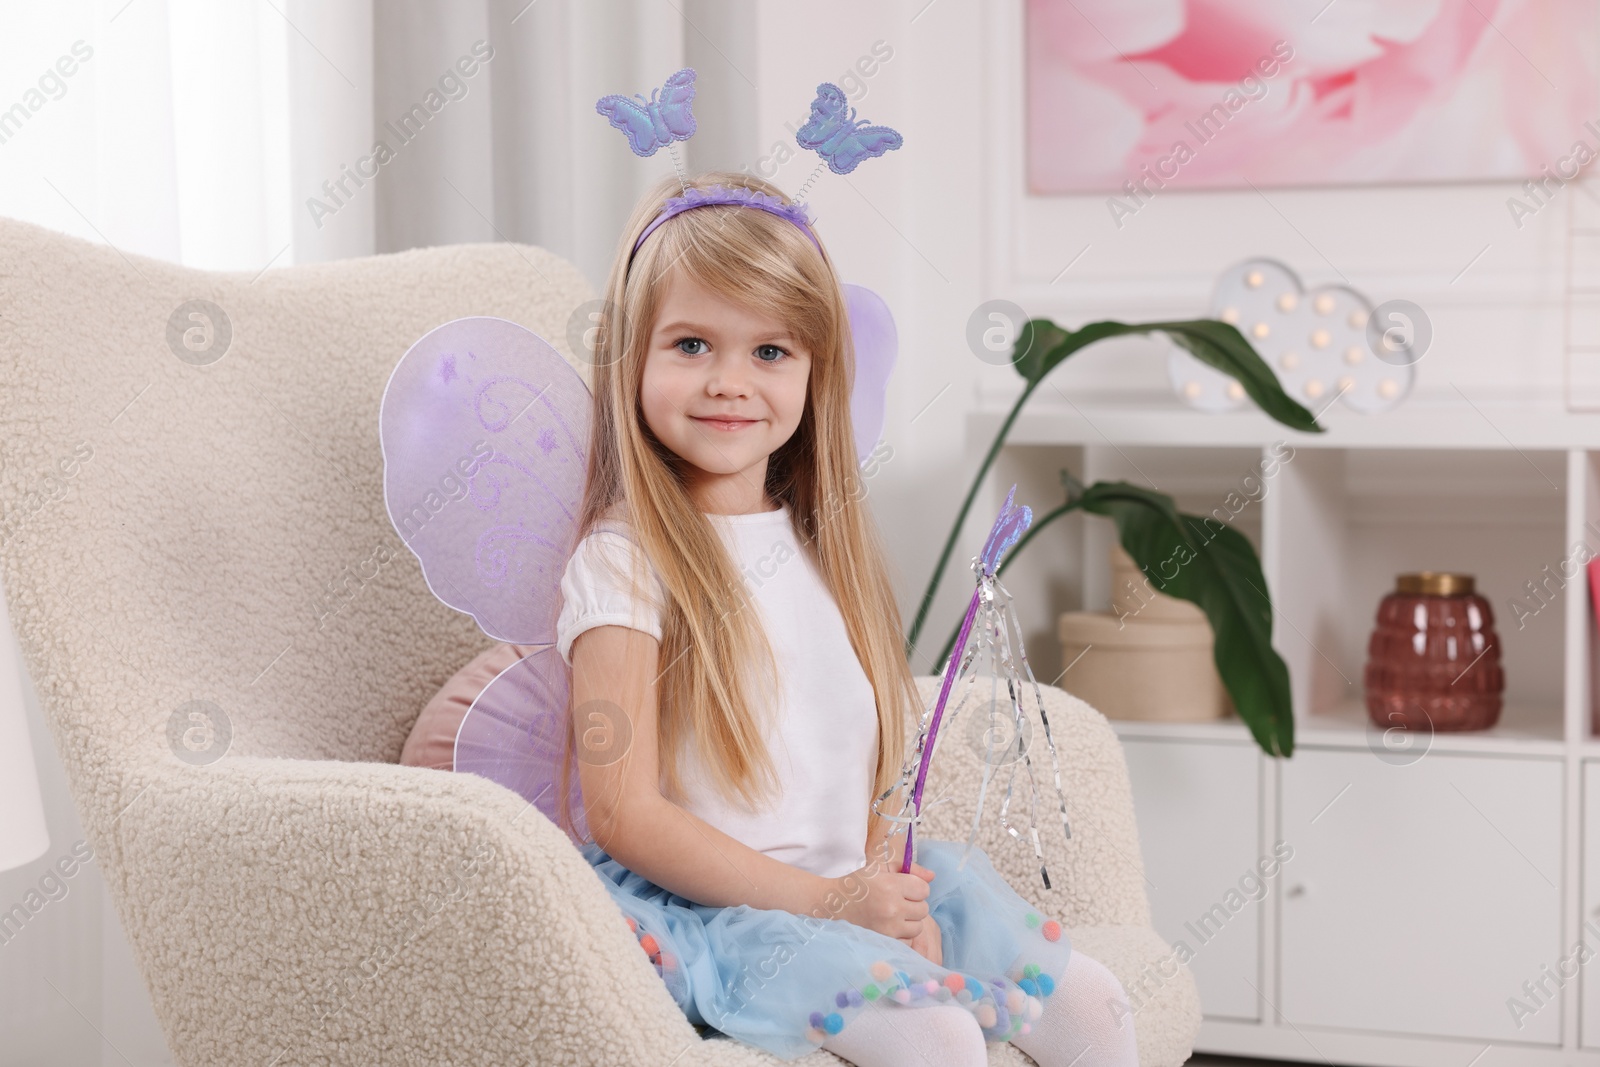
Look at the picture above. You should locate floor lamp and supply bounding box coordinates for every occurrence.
[0,581,49,872]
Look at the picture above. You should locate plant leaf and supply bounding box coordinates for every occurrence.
[909,313,1320,706]
[1012,317,1322,435]
[1162,320,1320,433]
[1077,480,1295,757]
[1011,318,1069,385]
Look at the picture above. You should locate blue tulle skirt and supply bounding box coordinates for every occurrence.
[584,838,1075,1061]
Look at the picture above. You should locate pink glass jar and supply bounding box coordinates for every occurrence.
[1364,572,1504,732]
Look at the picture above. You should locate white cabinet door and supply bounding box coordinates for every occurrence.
[1281,749,1562,1045]
[1581,761,1600,1048]
[1121,737,1263,1021]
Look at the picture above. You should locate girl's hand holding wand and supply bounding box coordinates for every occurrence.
[899,861,943,967]
[907,914,943,967]
[825,844,934,966]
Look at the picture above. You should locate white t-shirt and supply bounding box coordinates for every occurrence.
[554,503,878,880]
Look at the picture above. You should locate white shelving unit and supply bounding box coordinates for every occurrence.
[970,402,1599,1066]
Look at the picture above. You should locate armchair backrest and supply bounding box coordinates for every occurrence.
[0,216,593,839]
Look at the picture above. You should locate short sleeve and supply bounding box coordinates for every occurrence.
[556,528,667,666]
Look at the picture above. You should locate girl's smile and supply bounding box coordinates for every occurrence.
[692,414,759,431]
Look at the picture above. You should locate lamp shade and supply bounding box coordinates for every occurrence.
[0,580,49,871]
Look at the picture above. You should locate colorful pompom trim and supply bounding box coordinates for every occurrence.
[627,920,675,975]
[806,961,1044,1046]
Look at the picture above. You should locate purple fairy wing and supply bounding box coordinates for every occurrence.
[453,647,586,840]
[380,316,590,645]
[383,317,594,839]
[844,284,896,464]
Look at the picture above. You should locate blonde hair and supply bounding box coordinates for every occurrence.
[564,170,917,847]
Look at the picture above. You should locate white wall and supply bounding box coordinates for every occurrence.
[0,635,172,1065]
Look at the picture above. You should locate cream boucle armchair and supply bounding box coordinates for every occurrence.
[0,216,1200,1066]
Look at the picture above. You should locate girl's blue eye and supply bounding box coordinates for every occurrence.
[675,337,788,361]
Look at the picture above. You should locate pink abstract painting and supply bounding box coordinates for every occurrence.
[1026,0,1600,193]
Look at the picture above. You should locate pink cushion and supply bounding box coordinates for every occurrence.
[400,642,538,770]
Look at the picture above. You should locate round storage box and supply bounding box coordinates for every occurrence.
[1057,610,1231,722]
[1109,541,1207,624]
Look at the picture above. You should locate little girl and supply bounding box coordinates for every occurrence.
[555,169,1139,1067]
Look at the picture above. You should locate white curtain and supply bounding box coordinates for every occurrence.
[366,0,689,285]
[0,1,291,272]
[0,0,750,287]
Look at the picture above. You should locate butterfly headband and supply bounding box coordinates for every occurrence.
[596,67,904,259]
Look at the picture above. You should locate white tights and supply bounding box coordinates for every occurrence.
[820,949,1138,1067]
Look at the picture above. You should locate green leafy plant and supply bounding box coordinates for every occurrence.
[907,318,1325,758]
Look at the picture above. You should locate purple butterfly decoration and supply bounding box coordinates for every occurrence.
[595,68,697,157]
[795,83,904,175]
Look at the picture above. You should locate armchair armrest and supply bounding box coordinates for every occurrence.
[109,757,766,1066]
